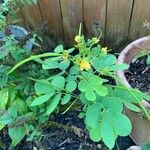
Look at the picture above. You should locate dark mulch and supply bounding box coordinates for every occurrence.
[0,110,135,150]
[125,55,150,92]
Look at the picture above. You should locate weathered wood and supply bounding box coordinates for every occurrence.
[20,0,150,51]
[128,0,150,40]
[60,0,83,46]
[17,8,26,27]
[39,0,64,43]
[21,3,43,29]
[105,0,133,50]
[83,0,106,42]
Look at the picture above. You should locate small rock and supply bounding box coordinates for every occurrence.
[33,147,38,150]
[97,144,102,149]
[71,125,83,137]
[127,145,142,150]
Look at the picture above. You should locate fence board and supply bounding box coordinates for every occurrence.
[21,4,43,29]
[83,0,106,42]
[17,8,26,27]
[105,0,133,50]
[20,0,150,51]
[128,0,150,40]
[60,0,83,46]
[39,0,64,44]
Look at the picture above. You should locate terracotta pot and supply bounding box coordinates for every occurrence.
[116,36,150,145]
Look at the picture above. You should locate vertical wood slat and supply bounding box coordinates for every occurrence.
[105,0,133,50]
[17,8,26,28]
[83,0,106,42]
[21,0,150,51]
[39,0,64,44]
[60,0,83,46]
[128,0,150,41]
[21,3,43,29]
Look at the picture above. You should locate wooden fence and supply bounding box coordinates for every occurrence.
[19,0,150,51]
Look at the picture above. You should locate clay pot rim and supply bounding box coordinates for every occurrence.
[116,36,150,107]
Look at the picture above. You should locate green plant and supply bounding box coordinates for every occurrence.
[0,0,38,29]
[135,49,150,65]
[1,24,150,149]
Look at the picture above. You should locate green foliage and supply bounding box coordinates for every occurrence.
[1,24,150,149]
[135,50,150,65]
[20,0,38,5]
[0,0,38,29]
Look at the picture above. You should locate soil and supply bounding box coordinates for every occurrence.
[125,56,150,92]
[0,110,135,150]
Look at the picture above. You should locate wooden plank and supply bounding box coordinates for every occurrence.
[83,0,106,42]
[128,0,150,41]
[39,0,64,44]
[105,0,133,50]
[60,0,83,46]
[16,8,27,28]
[21,3,43,29]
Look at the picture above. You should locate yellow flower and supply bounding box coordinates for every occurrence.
[79,59,91,71]
[92,37,99,44]
[63,50,69,60]
[75,35,82,43]
[101,47,107,53]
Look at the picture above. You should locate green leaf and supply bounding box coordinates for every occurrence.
[61,94,71,105]
[90,75,103,85]
[30,94,54,106]
[90,127,101,142]
[66,81,77,92]
[141,143,150,150]
[124,101,141,112]
[113,87,144,103]
[78,112,85,119]
[45,93,61,115]
[42,58,59,69]
[86,103,101,128]
[15,98,27,115]
[66,75,77,82]
[108,64,129,71]
[0,113,13,124]
[93,55,117,70]
[34,80,55,94]
[0,88,8,109]
[54,45,64,53]
[147,55,150,65]
[101,112,116,149]
[102,54,116,66]
[78,80,88,92]
[9,127,26,147]
[69,66,80,74]
[59,60,70,70]
[112,114,132,136]
[0,49,9,59]
[52,76,65,89]
[102,97,123,114]
[68,48,75,53]
[79,93,91,105]
[94,85,108,97]
[0,124,5,130]
[85,88,96,101]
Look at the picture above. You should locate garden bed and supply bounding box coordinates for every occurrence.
[0,109,135,150]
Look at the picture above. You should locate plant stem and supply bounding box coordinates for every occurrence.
[78,23,82,36]
[61,99,78,114]
[109,73,150,121]
[7,53,62,75]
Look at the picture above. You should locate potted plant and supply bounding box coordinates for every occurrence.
[116,36,150,145]
[1,23,150,149]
